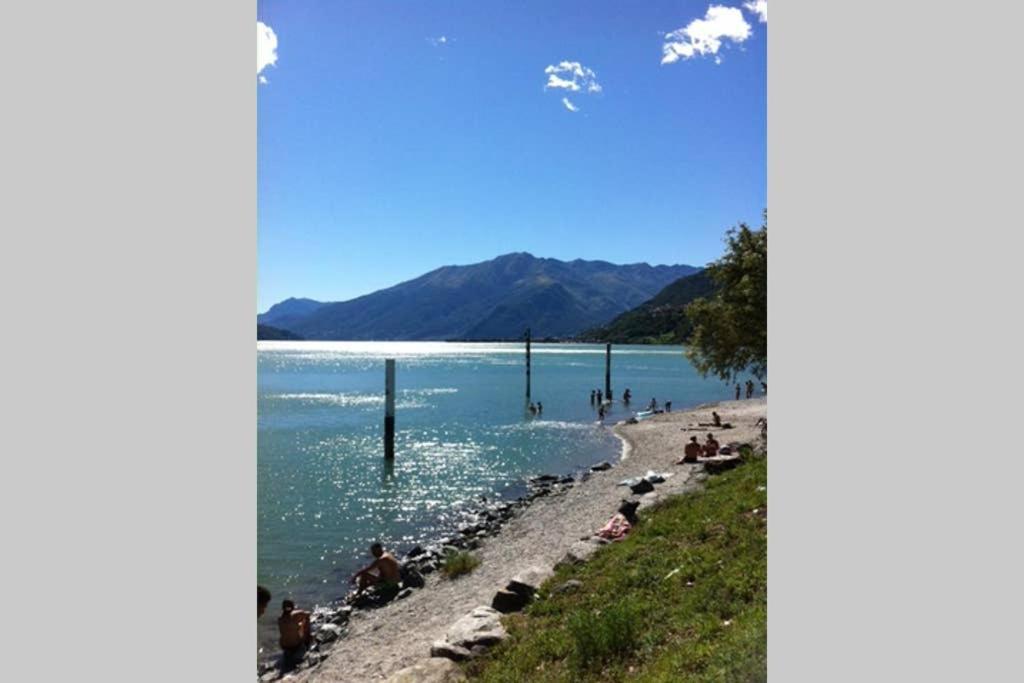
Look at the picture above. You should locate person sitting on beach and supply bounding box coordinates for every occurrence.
[713,411,722,427]
[679,436,702,463]
[258,585,271,618]
[278,600,312,661]
[352,543,402,594]
[703,434,720,457]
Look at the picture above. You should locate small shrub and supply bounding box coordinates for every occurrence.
[440,550,481,579]
[568,601,642,672]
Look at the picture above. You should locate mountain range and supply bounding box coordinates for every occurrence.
[258,253,699,340]
[582,269,718,344]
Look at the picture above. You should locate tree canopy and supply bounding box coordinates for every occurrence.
[684,214,767,381]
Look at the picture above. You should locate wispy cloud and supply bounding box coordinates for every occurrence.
[544,61,602,93]
[743,1,768,23]
[544,61,602,111]
[429,35,450,47]
[661,5,752,65]
[257,21,278,83]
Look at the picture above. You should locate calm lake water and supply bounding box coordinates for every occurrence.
[257,341,752,652]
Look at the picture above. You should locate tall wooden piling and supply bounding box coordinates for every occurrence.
[384,359,395,460]
[525,328,532,403]
[605,343,612,400]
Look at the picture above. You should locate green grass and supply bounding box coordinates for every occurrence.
[463,454,767,682]
[440,550,482,579]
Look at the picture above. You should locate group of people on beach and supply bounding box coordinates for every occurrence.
[679,433,720,463]
[735,380,766,400]
[258,542,402,665]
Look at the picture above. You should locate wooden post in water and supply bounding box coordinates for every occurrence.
[525,328,532,403]
[605,343,612,400]
[384,359,396,460]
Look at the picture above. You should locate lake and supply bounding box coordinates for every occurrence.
[257,341,752,652]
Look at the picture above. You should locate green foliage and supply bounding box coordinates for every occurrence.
[685,214,767,381]
[585,270,718,344]
[463,457,768,682]
[440,550,481,579]
[568,601,643,672]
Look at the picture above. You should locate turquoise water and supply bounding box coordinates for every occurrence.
[257,341,751,651]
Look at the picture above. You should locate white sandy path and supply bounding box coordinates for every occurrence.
[295,398,767,682]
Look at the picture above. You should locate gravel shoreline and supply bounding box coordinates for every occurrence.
[277,398,767,682]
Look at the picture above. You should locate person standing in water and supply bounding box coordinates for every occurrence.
[590,389,596,405]
[537,402,543,415]
[746,380,754,399]
[623,388,632,403]
[735,384,741,400]
[597,389,603,404]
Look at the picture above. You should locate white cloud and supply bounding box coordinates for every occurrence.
[429,35,450,46]
[661,5,752,65]
[743,0,768,23]
[257,21,278,80]
[544,61,601,93]
[259,75,268,84]
[544,61,602,110]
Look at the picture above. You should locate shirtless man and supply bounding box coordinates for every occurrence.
[278,600,312,659]
[703,434,720,457]
[352,543,401,593]
[712,411,722,427]
[681,436,702,463]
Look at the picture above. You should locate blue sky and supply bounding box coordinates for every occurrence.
[257,1,766,312]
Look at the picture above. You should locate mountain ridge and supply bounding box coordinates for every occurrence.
[259,253,699,340]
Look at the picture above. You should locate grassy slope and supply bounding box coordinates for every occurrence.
[463,456,767,682]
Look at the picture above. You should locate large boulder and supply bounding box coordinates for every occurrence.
[491,588,528,613]
[444,606,507,648]
[387,657,467,682]
[507,566,552,598]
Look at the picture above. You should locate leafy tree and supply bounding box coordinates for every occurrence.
[684,214,767,381]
